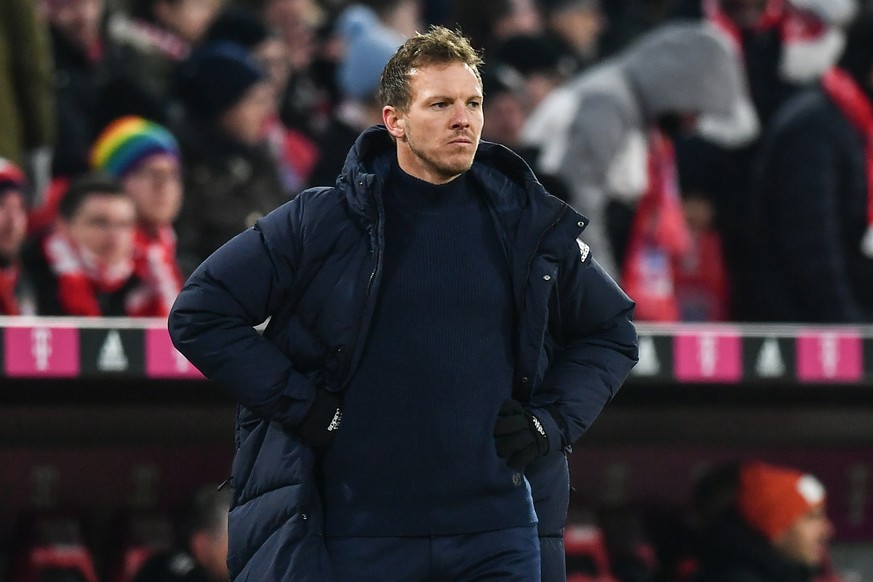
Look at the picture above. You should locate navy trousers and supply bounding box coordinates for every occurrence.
[325,525,541,581]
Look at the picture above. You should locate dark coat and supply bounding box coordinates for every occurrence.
[169,126,638,581]
[747,86,873,322]
[695,515,815,582]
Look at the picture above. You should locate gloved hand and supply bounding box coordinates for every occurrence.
[297,389,342,452]
[493,398,549,471]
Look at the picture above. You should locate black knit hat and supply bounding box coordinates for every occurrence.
[176,42,267,121]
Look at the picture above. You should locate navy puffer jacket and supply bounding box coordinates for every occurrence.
[169,126,638,581]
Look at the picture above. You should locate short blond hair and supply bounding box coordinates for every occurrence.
[379,26,483,111]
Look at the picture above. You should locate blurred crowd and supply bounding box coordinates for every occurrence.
[2,0,873,322]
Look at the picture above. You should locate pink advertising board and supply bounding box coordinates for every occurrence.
[674,330,742,382]
[144,328,203,379]
[4,326,79,377]
[796,330,863,382]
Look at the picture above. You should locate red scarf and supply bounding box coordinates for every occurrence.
[620,130,691,321]
[133,225,184,317]
[821,67,873,258]
[43,230,137,316]
[704,0,826,54]
[0,265,20,315]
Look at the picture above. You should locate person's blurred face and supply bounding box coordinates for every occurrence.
[549,6,604,59]
[483,91,526,147]
[64,194,136,267]
[0,190,27,263]
[218,82,275,145]
[384,62,484,184]
[255,37,292,100]
[45,0,104,53]
[122,153,183,228]
[719,0,770,30]
[773,505,834,567]
[154,0,220,43]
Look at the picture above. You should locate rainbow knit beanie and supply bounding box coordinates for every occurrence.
[90,116,180,179]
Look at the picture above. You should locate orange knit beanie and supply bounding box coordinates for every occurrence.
[736,461,826,541]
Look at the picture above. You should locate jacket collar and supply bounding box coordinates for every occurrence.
[339,126,587,243]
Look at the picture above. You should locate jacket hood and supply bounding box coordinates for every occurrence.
[622,22,745,119]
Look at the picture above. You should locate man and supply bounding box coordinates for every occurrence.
[695,461,834,582]
[23,173,163,316]
[90,116,184,316]
[0,158,34,315]
[746,9,873,322]
[133,486,230,582]
[170,26,638,582]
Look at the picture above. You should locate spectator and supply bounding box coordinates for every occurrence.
[169,25,637,582]
[201,6,319,194]
[0,0,55,201]
[172,42,288,273]
[536,0,605,72]
[45,0,165,178]
[233,0,332,138]
[704,0,857,126]
[695,461,834,582]
[674,0,857,319]
[480,64,572,202]
[132,485,230,582]
[521,23,753,320]
[746,9,873,322]
[307,4,405,188]
[90,116,185,317]
[21,173,163,316]
[111,0,221,102]
[493,32,578,113]
[0,159,36,315]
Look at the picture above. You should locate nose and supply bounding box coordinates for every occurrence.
[450,102,471,129]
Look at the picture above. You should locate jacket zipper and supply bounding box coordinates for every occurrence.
[516,204,570,390]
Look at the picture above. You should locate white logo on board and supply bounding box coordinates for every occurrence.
[31,328,52,371]
[755,338,785,377]
[98,330,129,371]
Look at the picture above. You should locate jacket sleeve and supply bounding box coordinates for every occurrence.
[531,246,638,450]
[168,200,317,428]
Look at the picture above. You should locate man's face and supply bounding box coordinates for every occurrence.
[64,194,136,267]
[122,153,183,228]
[719,0,770,30]
[774,505,833,567]
[0,190,27,263]
[384,62,484,184]
[45,0,104,52]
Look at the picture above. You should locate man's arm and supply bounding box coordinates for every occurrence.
[168,203,317,429]
[530,249,638,450]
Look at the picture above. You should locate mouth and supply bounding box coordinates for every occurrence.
[448,137,474,146]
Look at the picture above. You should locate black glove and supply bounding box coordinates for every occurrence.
[493,398,549,471]
[297,389,342,452]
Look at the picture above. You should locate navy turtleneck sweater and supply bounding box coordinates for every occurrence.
[322,162,537,536]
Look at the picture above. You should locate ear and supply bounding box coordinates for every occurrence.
[383,106,406,140]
